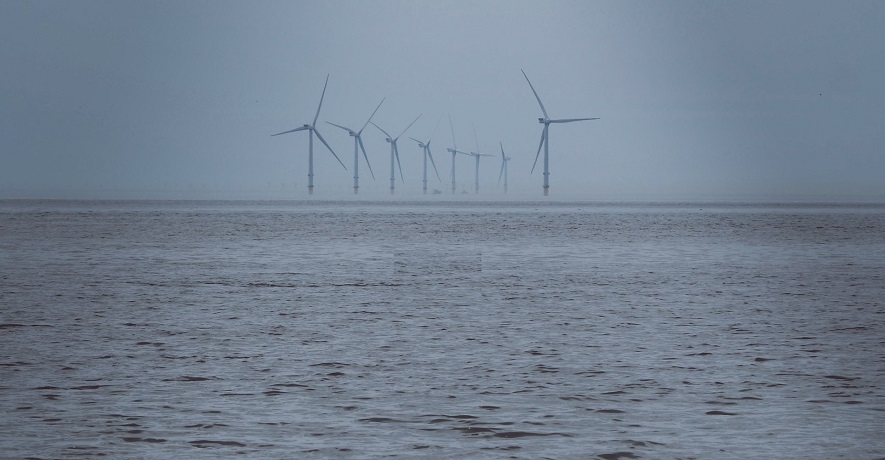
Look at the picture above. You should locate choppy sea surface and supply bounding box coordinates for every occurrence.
[1,199,883,459]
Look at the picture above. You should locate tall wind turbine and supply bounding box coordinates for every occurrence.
[372,114,421,194]
[467,125,494,194]
[327,98,385,194]
[521,69,600,196]
[272,74,346,195]
[409,119,442,194]
[498,142,511,194]
[446,116,470,194]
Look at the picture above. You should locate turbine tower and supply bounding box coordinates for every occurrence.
[271,74,346,195]
[372,114,421,194]
[498,142,511,194]
[521,69,600,196]
[467,125,493,194]
[326,98,385,194]
[446,116,470,194]
[409,119,442,194]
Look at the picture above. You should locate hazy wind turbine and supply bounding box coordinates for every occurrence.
[446,116,471,194]
[271,74,346,195]
[467,125,494,194]
[372,114,421,194]
[498,142,511,194]
[409,119,442,194]
[326,98,385,194]
[521,69,600,196]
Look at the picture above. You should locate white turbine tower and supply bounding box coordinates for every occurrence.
[372,114,421,194]
[467,125,494,194]
[446,116,471,194]
[271,74,346,195]
[498,142,511,194]
[409,119,442,195]
[326,98,385,194]
[521,69,600,196]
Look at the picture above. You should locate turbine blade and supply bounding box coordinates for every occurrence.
[427,146,441,181]
[370,121,392,139]
[428,116,441,143]
[549,117,600,123]
[314,128,346,170]
[500,141,506,161]
[271,126,309,136]
[409,136,422,145]
[395,114,422,140]
[359,97,385,134]
[326,121,352,133]
[531,128,545,174]
[521,69,549,119]
[358,136,375,180]
[394,143,404,181]
[313,74,330,127]
[498,159,505,185]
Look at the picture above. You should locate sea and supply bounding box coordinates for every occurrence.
[1,199,883,459]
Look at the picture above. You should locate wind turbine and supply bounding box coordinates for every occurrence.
[372,114,421,194]
[326,98,385,194]
[467,125,494,194]
[498,142,511,194]
[409,119,442,194]
[446,116,471,194]
[272,74,346,195]
[521,69,600,196]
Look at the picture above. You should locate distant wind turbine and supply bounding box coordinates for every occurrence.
[446,116,471,194]
[372,114,421,194]
[409,118,442,194]
[467,125,494,194]
[498,142,511,194]
[327,98,385,194]
[272,74,345,195]
[521,69,600,196]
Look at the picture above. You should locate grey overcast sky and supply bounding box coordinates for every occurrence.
[1,0,883,200]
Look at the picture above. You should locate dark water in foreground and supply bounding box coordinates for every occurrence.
[1,200,883,458]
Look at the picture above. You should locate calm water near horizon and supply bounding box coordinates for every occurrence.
[1,199,883,458]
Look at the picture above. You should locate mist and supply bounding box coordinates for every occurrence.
[2,0,883,201]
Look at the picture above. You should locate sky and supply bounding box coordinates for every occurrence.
[1,0,884,201]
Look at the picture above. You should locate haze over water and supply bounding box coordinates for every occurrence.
[1,200,883,458]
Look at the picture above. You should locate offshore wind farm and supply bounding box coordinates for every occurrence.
[271,71,599,197]
[4,1,882,202]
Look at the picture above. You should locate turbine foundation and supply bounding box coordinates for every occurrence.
[543,186,549,196]
[308,186,314,195]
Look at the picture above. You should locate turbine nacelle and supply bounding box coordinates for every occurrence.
[538,118,547,124]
